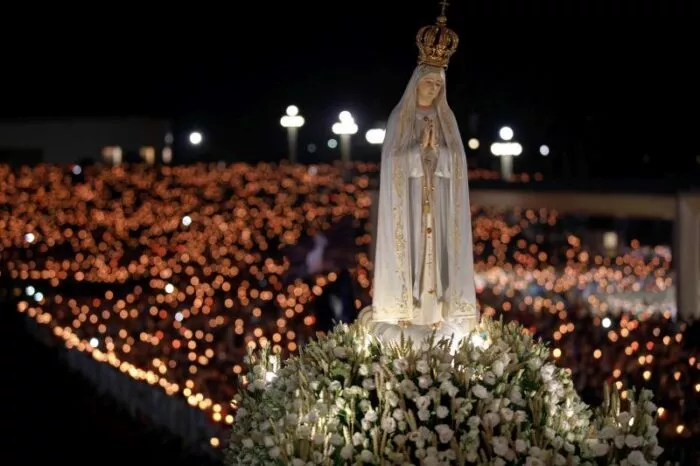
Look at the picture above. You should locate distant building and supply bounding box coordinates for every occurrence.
[0,117,172,166]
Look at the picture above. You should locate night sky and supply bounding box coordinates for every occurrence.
[2,0,697,175]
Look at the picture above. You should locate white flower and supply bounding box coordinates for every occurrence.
[472,384,489,399]
[492,436,509,456]
[381,416,397,433]
[364,410,378,423]
[627,450,648,466]
[434,424,454,443]
[625,434,642,449]
[418,375,432,389]
[415,395,431,410]
[467,415,480,427]
[332,346,347,359]
[540,363,556,383]
[360,449,373,462]
[643,400,657,414]
[416,359,430,374]
[484,412,500,428]
[593,442,609,456]
[389,357,405,373]
[417,408,430,421]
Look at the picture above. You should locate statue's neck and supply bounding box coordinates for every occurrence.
[416,105,436,119]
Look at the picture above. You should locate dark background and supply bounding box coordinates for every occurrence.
[1,0,697,177]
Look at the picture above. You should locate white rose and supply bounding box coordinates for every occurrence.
[416,359,430,374]
[624,435,642,449]
[483,371,496,385]
[593,442,609,457]
[492,360,505,377]
[352,432,363,446]
[381,416,397,433]
[472,384,489,399]
[614,435,625,449]
[434,424,454,443]
[416,396,431,410]
[644,401,657,413]
[540,363,555,382]
[340,444,354,459]
[492,436,509,456]
[483,412,500,428]
[330,433,344,446]
[626,450,647,466]
[418,375,432,389]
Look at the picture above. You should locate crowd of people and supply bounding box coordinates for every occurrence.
[0,161,697,462]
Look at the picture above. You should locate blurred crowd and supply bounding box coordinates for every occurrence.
[0,162,697,461]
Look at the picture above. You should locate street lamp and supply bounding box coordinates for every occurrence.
[490,126,522,182]
[365,128,385,145]
[189,131,203,146]
[280,105,305,163]
[332,111,358,168]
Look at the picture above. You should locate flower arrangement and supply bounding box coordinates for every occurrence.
[226,318,663,465]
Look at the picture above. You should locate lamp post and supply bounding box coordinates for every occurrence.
[280,105,305,163]
[365,128,385,145]
[189,131,203,146]
[332,111,358,168]
[490,126,522,182]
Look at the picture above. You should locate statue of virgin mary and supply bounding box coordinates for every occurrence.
[362,2,479,336]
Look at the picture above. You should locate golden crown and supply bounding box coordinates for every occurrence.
[416,0,459,69]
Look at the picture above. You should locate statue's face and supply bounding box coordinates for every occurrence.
[416,73,443,105]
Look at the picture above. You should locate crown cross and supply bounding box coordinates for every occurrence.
[416,0,459,69]
[439,0,449,17]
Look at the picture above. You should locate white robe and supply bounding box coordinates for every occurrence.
[371,65,479,330]
[407,107,452,325]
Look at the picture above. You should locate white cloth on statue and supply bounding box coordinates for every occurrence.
[370,64,479,333]
[406,107,450,325]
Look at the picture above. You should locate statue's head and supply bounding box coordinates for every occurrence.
[413,2,457,107]
[416,67,445,107]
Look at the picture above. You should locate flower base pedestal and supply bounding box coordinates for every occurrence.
[226,318,663,465]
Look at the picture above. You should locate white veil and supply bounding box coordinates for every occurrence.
[372,64,478,325]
